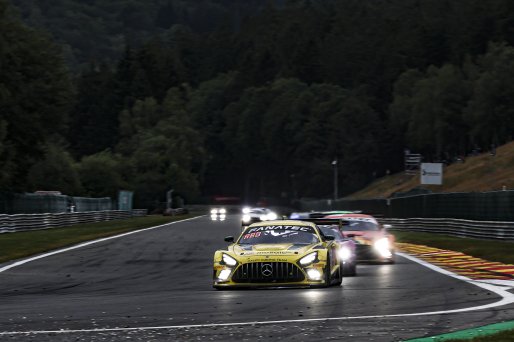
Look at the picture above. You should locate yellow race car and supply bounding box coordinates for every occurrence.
[213,220,343,289]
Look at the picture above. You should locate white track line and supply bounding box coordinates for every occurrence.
[0,216,202,274]
[1,251,514,335]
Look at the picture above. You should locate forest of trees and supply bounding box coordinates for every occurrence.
[3,0,514,208]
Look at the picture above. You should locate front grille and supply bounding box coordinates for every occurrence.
[232,262,305,283]
[355,244,378,260]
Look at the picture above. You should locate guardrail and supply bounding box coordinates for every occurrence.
[380,217,514,240]
[0,210,148,233]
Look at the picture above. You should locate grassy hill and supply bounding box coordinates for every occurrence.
[349,141,514,199]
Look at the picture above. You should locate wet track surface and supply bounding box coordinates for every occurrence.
[1,215,513,341]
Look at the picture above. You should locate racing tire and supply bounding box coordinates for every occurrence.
[387,253,396,264]
[323,261,332,287]
[342,262,357,277]
[335,264,343,285]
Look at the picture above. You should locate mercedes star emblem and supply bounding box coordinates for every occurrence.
[261,263,273,277]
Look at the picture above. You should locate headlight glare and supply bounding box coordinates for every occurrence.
[211,209,218,214]
[267,212,278,220]
[242,207,250,214]
[307,269,321,280]
[242,214,251,223]
[222,254,237,266]
[338,247,352,261]
[374,238,392,258]
[299,252,317,265]
[218,269,231,281]
[219,208,226,214]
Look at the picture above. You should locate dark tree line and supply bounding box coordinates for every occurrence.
[4,0,514,207]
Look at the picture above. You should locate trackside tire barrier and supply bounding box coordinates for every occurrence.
[380,217,514,240]
[0,210,148,233]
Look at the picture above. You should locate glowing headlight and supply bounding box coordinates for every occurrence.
[219,208,226,214]
[218,269,231,281]
[219,214,226,221]
[307,269,321,280]
[299,252,317,265]
[242,214,251,223]
[210,214,217,221]
[242,207,250,214]
[338,247,352,261]
[211,209,218,214]
[374,238,392,258]
[267,212,278,220]
[222,254,237,266]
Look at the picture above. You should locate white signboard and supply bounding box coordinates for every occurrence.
[420,163,443,185]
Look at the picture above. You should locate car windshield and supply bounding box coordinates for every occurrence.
[319,226,344,240]
[250,209,265,214]
[238,225,320,244]
[342,220,380,231]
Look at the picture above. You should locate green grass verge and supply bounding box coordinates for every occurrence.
[444,330,514,341]
[393,230,514,264]
[407,321,514,341]
[0,215,195,264]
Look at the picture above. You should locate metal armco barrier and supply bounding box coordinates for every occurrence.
[0,210,148,233]
[380,217,514,240]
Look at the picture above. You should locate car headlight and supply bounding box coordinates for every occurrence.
[307,269,321,280]
[242,207,250,214]
[222,254,237,266]
[218,269,232,281]
[299,252,317,266]
[338,247,352,261]
[242,214,251,223]
[219,208,226,214]
[267,212,278,220]
[211,209,218,214]
[374,238,392,258]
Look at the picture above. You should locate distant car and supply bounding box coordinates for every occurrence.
[241,207,278,225]
[210,208,227,221]
[325,213,395,264]
[212,220,343,289]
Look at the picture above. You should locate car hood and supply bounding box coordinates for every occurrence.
[343,231,385,244]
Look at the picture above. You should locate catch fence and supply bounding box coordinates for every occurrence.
[0,192,114,214]
[299,190,514,221]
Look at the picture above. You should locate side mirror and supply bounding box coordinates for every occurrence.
[324,235,335,241]
[224,236,234,243]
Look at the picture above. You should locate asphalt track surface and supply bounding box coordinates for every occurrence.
[1,215,513,341]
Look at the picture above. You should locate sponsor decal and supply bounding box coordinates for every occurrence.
[248,258,289,262]
[247,225,315,233]
[241,231,262,240]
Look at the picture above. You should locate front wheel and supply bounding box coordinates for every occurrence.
[342,262,357,276]
[334,264,343,285]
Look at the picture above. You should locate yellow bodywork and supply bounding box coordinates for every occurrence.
[213,220,341,288]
